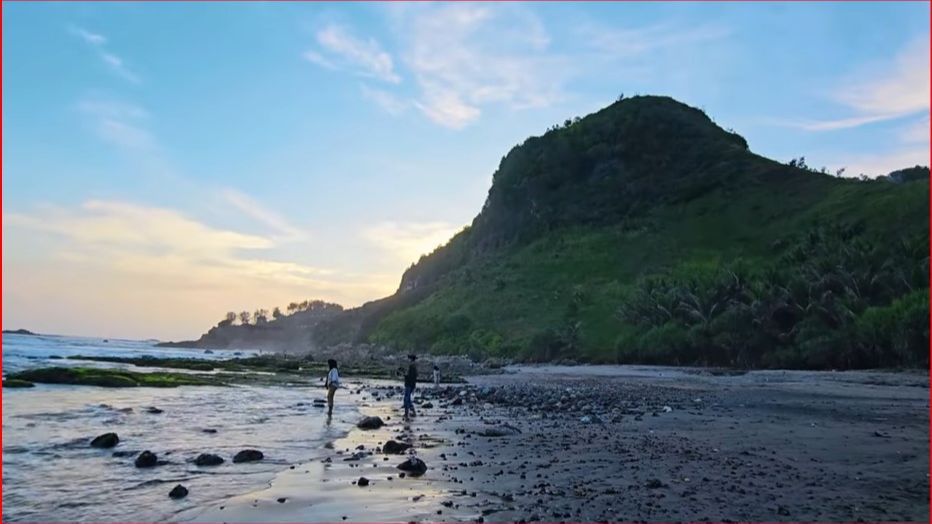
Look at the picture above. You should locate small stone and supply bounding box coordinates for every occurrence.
[169,485,188,499]
[357,416,385,430]
[357,477,370,487]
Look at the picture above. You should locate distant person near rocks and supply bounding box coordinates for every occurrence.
[324,359,340,417]
[403,354,418,418]
[433,364,441,386]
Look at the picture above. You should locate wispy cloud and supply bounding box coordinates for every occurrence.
[309,5,729,129]
[304,24,400,83]
[4,200,394,338]
[220,188,308,242]
[70,26,106,46]
[70,25,140,84]
[899,116,930,145]
[77,97,156,151]
[581,21,730,58]
[362,220,460,263]
[399,4,566,128]
[782,37,929,132]
[361,84,409,116]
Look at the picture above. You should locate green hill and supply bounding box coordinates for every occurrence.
[339,96,928,369]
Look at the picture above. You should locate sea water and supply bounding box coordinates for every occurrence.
[2,333,358,522]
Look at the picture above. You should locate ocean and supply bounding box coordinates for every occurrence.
[1,333,359,522]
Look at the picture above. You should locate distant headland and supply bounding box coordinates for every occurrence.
[3,329,38,336]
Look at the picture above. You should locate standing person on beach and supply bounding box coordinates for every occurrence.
[324,359,340,417]
[433,364,441,387]
[403,354,418,418]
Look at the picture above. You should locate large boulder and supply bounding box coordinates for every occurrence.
[90,432,119,448]
[233,449,264,463]
[357,416,385,430]
[382,440,412,454]
[135,450,158,468]
[194,453,224,466]
[397,457,427,477]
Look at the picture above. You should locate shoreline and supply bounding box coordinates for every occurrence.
[184,366,929,522]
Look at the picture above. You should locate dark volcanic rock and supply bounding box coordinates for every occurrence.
[91,432,119,448]
[135,450,158,468]
[233,449,264,463]
[202,428,218,434]
[146,406,164,414]
[645,478,667,489]
[397,457,428,477]
[477,426,521,437]
[194,453,224,466]
[382,440,412,454]
[169,484,188,499]
[357,416,385,430]
[357,477,370,487]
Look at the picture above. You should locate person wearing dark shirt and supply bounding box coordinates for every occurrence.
[403,354,418,418]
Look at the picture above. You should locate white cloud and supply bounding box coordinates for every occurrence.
[399,4,567,128]
[581,21,730,58]
[899,116,930,145]
[78,97,156,151]
[70,26,106,46]
[360,84,409,116]
[70,25,140,84]
[835,37,929,119]
[305,24,400,83]
[4,201,397,339]
[220,188,308,242]
[786,37,929,132]
[6,200,273,255]
[303,50,337,70]
[362,221,460,263]
[309,5,728,129]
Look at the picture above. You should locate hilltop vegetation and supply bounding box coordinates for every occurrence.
[172,96,929,369]
[363,96,929,368]
[158,300,343,351]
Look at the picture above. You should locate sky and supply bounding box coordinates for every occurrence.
[2,2,929,340]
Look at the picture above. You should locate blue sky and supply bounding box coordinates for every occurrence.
[3,2,929,339]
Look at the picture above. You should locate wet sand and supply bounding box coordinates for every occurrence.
[187,366,929,522]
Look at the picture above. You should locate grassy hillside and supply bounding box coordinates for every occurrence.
[361,96,929,368]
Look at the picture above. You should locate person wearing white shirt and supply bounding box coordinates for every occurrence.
[324,359,340,417]
[432,364,440,386]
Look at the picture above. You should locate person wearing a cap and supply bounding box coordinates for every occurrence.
[403,354,418,418]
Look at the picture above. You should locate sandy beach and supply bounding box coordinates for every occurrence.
[186,365,929,522]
